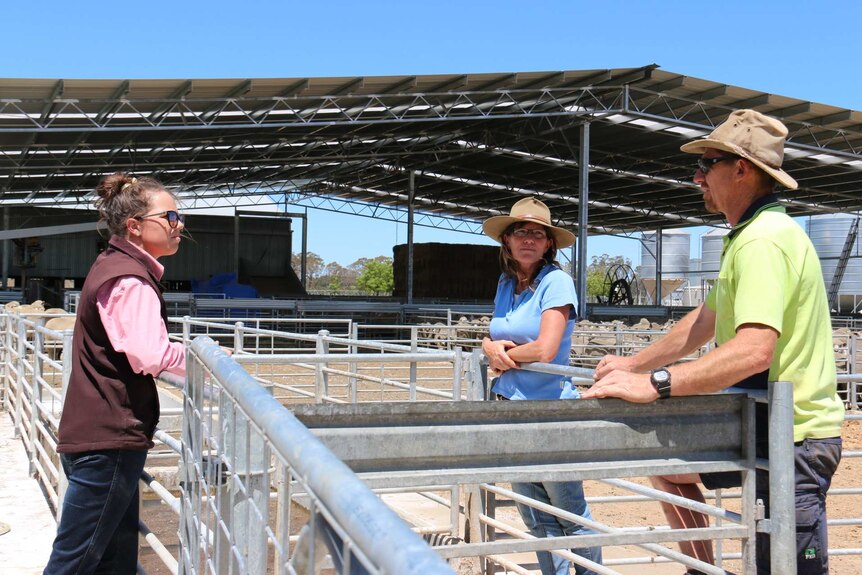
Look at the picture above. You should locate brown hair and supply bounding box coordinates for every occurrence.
[498,222,560,281]
[94,172,169,237]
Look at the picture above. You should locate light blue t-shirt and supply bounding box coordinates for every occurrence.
[489,264,579,400]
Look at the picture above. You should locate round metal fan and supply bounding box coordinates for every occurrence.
[603,263,641,306]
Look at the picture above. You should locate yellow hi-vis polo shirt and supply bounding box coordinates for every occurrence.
[705,202,844,442]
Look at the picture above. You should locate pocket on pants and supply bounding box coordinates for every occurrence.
[795,492,828,575]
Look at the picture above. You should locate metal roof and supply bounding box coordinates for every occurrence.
[1,65,861,236]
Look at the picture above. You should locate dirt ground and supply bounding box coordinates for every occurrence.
[138,414,862,574]
[577,415,861,575]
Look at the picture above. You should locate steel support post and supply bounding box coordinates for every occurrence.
[233,321,245,355]
[452,347,463,401]
[315,330,330,402]
[407,170,415,305]
[767,381,796,575]
[14,318,25,438]
[233,210,240,281]
[179,347,206,575]
[274,463,289,575]
[182,315,191,346]
[482,487,496,575]
[449,483,460,545]
[273,207,312,292]
[738,397,758,574]
[2,315,11,412]
[29,318,45,476]
[850,335,859,409]
[656,227,663,304]
[60,331,73,398]
[409,326,418,401]
[577,122,590,319]
[464,485,487,573]
[466,348,488,401]
[301,210,308,289]
[2,207,9,289]
[349,323,359,403]
[218,390,270,575]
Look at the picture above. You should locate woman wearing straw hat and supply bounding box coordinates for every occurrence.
[481,197,601,575]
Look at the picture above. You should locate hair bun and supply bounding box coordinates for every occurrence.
[97,172,135,200]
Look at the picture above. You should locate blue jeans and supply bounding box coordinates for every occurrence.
[43,449,147,575]
[511,480,602,575]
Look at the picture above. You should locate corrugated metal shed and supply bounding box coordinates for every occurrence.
[1,207,293,284]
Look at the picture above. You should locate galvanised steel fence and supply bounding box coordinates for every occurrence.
[179,335,455,574]
[2,308,860,574]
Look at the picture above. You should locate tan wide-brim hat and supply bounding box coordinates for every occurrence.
[680,109,798,190]
[482,197,576,249]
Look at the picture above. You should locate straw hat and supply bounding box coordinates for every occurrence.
[680,109,798,189]
[482,197,576,248]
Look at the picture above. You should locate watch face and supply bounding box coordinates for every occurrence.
[653,369,670,383]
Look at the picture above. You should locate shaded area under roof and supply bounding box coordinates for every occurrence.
[1,65,861,236]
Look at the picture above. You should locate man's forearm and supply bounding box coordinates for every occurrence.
[670,324,776,395]
[629,305,715,371]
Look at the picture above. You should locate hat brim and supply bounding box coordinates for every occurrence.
[681,138,798,190]
[482,215,576,249]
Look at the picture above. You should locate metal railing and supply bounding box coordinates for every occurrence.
[2,309,860,575]
[180,336,454,574]
[1,311,72,512]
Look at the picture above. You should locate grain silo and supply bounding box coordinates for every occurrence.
[700,228,731,281]
[688,258,702,286]
[639,230,691,304]
[639,230,691,279]
[807,214,862,314]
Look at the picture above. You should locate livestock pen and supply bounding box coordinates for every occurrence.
[0,304,862,573]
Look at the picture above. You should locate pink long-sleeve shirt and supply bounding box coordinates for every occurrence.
[95,243,185,377]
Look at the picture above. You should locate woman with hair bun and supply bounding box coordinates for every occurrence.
[481,197,601,575]
[44,173,186,575]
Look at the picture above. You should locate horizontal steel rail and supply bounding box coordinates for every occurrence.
[287,394,755,484]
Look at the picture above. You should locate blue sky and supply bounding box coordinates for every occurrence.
[3,1,860,266]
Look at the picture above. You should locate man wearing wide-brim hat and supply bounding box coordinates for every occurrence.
[585,109,844,575]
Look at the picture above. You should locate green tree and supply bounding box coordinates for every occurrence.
[321,261,355,292]
[586,254,631,301]
[356,258,394,295]
[291,252,325,289]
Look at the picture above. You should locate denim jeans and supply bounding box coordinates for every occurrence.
[511,480,602,575]
[43,449,147,575]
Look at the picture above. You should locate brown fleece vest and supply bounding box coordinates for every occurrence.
[57,236,168,453]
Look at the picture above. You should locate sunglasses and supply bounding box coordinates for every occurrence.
[511,228,548,240]
[697,155,738,174]
[135,210,185,229]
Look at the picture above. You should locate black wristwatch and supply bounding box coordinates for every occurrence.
[650,368,672,400]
